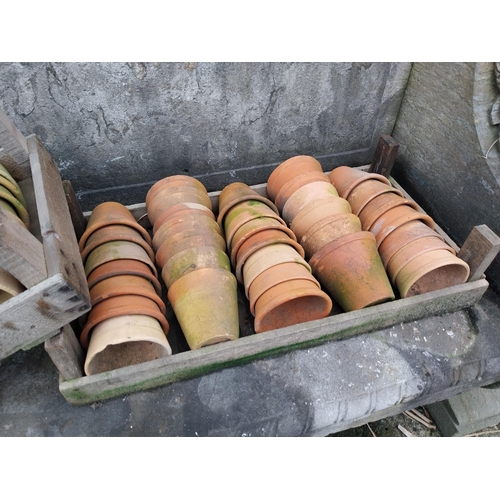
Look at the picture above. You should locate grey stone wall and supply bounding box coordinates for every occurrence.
[392,62,500,294]
[0,62,411,210]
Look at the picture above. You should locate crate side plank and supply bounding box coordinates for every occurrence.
[0,273,90,359]
[59,279,488,405]
[44,324,85,380]
[0,108,30,176]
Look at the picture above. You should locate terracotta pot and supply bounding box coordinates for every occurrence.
[369,204,435,249]
[81,223,155,263]
[217,182,279,225]
[155,230,227,269]
[347,181,403,216]
[0,163,18,184]
[230,217,298,268]
[147,187,212,226]
[0,267,26,304]
[248,261,320,315]
[146,175,207,207]
[84,314,172,376]
[242,243,311,298]
[0,173,27,208]
[152,214,222,252]
[274,171,330,212]
[86,258,162,295]
[167,268,239,350]
[161,245,231,289]
[223,200,287,249]
[79,201,151,252]
[281,181,340,225]
[395,249,470,298]
[309,231,395,312]
[84,240,157,278]
[89,274,166,314]
[328,166,392,199]
[378,220,448,269]
[0,185,30,229]
[386,236,456,286]
[290,197,352,241]
[79,294,169,350]
[253,279,332,334]
[234,228,306,284]
[266,155,324,201]
[300,212,362,259]
[0,199,21,220]
[358,192,421,231]
[152,202,215,234]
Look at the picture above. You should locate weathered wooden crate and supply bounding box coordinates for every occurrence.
[0,110,91,360]
[45,164,500,405]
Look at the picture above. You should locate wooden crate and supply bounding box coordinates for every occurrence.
[0,111,91,360]
[45,169,500,405]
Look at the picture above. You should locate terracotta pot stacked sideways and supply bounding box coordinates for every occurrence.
[147,175,239,350]
[329,166,470,297]
[0,162,30,229]
[0,267,26,305]
[267,156,395,312]
[218,181,332,333]
[78,201,171,376]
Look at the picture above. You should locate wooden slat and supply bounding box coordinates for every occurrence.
[0,108,30,177]
[62,180,87,242]
[0,204,47,287]
[17,177,42,242]
[28,135,90,306]
[44,323,84,380]
[0,273,90,360]
[368,135,400,178]
[59,279,488,405]
[458,225,500,282]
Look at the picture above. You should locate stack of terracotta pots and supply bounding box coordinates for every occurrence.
[0,267,25,304]
[78,201,171,376]
[0,162,30,230]
[146,175,239,350]
[329,166,470,297]
[218,181,332,333]
[267,156,395,312]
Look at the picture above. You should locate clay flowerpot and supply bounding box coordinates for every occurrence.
[358,192,420,231]
[84,240,157,278]
[386,236,456,286]
[0,172,27,208]
[223,200,287,249]
[281,181,340,225]
[230,217,298,268]
[329,166,392,199]
[378,220,448,269]
[395,249,470,298]
[152,202,215,234]
[274,171,330,213]
[81,223,155,263]
[300,212,362,259]
[152,213,222,252]
[155,230,227,269]
[79,294,169,350]
[161,245,231,289]
[266,155,324,201]
[0,267,26,304]
[248,261,320,315]
[146,186,212,226]
[309,231,395,312]
[146,175,207,207]
[253,279,332,334]
[290,197,352,241]
[86,258,162,295]
[167,268,239,350]
[234,228,306,284]
[84,314,172,376]
[216,182,280,226]
[242,243,311,298]
[0,185,30,229]
[89,274,166,314]
[347,181,403,216]
[0,199,21,221]
[369,204,435,249]
[79,201,152,252]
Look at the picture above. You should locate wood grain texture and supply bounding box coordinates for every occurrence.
[368,135,399,178]
[0,107,30,176]
[62,180,87,242]
[44,323,84,380]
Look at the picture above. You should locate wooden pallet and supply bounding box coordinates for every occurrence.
[0,111,91,360]
[45,164,500,405]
